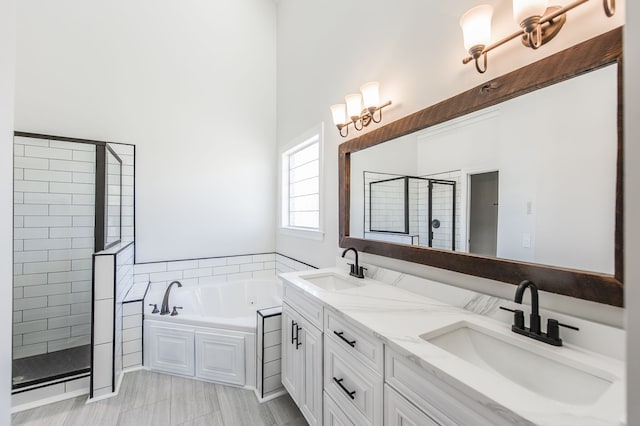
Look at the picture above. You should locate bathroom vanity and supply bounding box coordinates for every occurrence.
[280,268,625,426]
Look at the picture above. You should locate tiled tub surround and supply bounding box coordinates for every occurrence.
[282,265,625,425]
[13,136,96,360]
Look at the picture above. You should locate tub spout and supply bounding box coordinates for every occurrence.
[160,281,182,315]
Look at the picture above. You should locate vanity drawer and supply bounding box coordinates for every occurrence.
[325,309,383,374]
[324,391,355,426]
[385,347,516,426]
[324,336,383,426]
[283,283,323,329]
[384,384,439,426]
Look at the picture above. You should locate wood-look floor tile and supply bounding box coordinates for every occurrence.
[117,369,172,411]
[215,384,276,426]
[11,396,81,426]
[266,394,307,425]
[61,395,120,426]
[175,411,224,426]
[117,400,171,426]
[169,376,220,425]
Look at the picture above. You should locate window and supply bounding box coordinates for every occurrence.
[280,124,323,239]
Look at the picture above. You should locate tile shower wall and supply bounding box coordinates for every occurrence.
[108,144,134,245]
[13,136,95,359]
[418,170,462,251]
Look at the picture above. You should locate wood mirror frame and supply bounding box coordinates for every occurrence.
[339,27,623,307]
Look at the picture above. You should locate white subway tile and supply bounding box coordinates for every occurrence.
[213,265,240,276]
[264,261,276,269]
[12,343,47,359]
[122,328,142,344]
[14,168,24,180]
[197,258,227,268]
[13,319,47,335]
[253,269,277,279]
[65,377,90,393]
[50,182,95,195]
[72,258,92,271]
[240,263,264,273]
[14,273,48,287]
[23,260,71,274]
[252,253,276,262]
[50,227,94,238]
[24,145,73,160]
[92,342,113,388]
[183,267,213,279]
[122,314,141,329]
[14,263,23,275]
[14,312,22,322]
[48,313,91,329]
[22,305,70,322]
[49,248,93,261]
[14,250,48,263]
[72,150,95,162]
[14,192,24,204]
[23,216,72,227]
[71,216,94,227]
[72,172,95,184]
[166,260,199,271]
[14,157,48,170]
[226,255,253,265]
[72,237,94,249]
[24,283,71,297]
[50,140,95,151]
[13,335,22,347]
[149,270,182,282]
[48,270,91,284]
[14,228,49,240]
[72,194,95,205]
[71,323,91,337]
[49,159,94,173]
[49,204,94,215]
[122,165,134,176]
[23,327,71,345]
[48,335,90,352]
[122,301,142,317]
[123,351,142,368]
[13,287,23,299]
[48,291,90,306]
[14,144,24,156]
[24,169,72,183]
[134,263,167,274]
[72,281,91,292]
[13,296,47,311]
[24,192,72,205]
[14,204,48,216]
[24,238,72,251]
[71,302,91,315]
[14,180,49,193]
[123,339,142,355]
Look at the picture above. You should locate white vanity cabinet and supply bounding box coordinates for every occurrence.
[384,384,439,426]
[281,302,323,426]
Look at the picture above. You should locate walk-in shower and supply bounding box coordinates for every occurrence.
[12,133,133,391]
[364,171,458,250]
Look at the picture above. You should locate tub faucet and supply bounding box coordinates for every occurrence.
[160,281,182,315]
[341,247,365,278]
[500,279,579,346]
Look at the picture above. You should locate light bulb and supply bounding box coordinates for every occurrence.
[330,104,347,126]
[460,5,494,52]
[345,93,363,120]
[360,82,380,110]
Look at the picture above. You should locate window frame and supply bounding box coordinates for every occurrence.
[279,123,324,240]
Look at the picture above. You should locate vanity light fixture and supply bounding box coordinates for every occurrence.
[460,0,615,74]
[330,81,392,138]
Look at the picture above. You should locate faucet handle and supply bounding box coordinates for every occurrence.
[546,318,579,341]
[347,263,356,275]
[171,306,183,316]
[499,306,525,330]
[148,303,159,314]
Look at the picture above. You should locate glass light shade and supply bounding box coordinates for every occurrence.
[360,82,380,109]
[330,104,347,126]
[460,5,494,52]
[345,93,363,119]
[513,0,548,24]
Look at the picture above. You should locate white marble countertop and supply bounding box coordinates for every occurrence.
[280,267,626,426]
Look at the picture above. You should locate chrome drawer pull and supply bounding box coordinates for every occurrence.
[333,377,356,400]
[333,331,356,347]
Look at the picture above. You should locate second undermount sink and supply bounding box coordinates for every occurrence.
[300,272,366,291]
[421,321,615,406]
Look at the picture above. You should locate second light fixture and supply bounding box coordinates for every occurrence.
[330,82,392,138]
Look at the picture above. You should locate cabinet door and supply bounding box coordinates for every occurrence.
[384,384,440,426]
[281,304,302,403]
[299,315,323,426]
[146,323,194,376]
[195,331,245,385]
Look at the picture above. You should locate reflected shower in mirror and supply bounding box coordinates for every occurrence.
[350,64,617,275]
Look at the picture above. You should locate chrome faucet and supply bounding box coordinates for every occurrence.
[160,281,182,315]
[341,247,366,278]
[501,279,579,346]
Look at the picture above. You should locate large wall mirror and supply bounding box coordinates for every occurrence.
[339,28,623,307]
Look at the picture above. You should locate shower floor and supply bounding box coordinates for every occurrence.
[12,345,91,390]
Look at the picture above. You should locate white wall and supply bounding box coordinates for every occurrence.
[14,0,277,263]
[1,0,16,421]
[276,0,625,325]
[625,1,639,423]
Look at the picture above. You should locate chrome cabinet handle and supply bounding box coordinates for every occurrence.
[333,331,356,348]
[333,377,356,400]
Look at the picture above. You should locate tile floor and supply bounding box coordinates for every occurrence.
[12,370,307,426]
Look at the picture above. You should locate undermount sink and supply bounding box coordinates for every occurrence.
[300,272,365,291]
[421,322,615,406]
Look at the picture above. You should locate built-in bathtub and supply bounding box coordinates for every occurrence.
[143,279,282,389]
